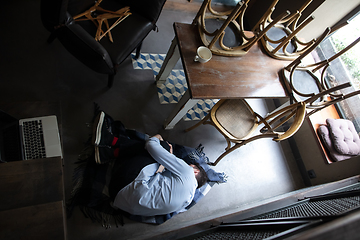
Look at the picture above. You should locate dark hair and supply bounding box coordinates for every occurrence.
[193,163,208,188]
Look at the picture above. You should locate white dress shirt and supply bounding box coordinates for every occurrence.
[113,137,198,216]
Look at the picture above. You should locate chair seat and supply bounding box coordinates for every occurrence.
[291,69,322,101]
[215,99,257,140]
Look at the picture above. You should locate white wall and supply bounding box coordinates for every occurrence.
[298,0,360,41]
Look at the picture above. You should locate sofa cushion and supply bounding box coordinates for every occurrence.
[326,118,360,155]
[317,125,353,162]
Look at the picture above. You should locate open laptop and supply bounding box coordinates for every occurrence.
[0,110,63,162]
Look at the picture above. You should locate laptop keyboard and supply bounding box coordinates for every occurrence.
[22,120,46,160]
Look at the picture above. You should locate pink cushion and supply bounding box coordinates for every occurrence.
[317,125,353,162]
[326,118,360,155]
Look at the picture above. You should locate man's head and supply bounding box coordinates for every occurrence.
[190,163,208,188]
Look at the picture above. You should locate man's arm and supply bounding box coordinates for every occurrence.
[152,134,173,154]
[145,136,191,177]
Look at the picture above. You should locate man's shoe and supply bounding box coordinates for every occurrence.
[103,112,115,134]
[92,111,114,146]
[94,145,115,164]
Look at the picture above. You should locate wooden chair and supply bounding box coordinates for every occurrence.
[185,99,306,166]
[303,83,360,117]
[279,27,360,106]
[256,0,316,60]
[192,0,289,56]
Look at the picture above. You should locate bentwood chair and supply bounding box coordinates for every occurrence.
[185,99,306,166]
[303,83,360,117]
[279,27,360,109]
[192,0,289,56]
[41,0,166,87]
[256,0,316,60]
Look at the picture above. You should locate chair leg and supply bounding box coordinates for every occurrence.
[225,139,232,151]
[135,42,142,59]
[211,141,245,166]
[210,153,227,166]
[184,114,210,132]
[211,148,236,166]
[108,74,115,88]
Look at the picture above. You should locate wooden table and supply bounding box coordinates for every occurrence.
[0,157,65,240]
[156,22,289,129]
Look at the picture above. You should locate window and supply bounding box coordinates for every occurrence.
[314,12,360,131]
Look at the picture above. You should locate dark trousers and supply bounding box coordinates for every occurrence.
[107,121,171,200]
[108,137,156,200]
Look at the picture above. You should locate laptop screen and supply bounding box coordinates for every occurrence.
[0,111,22,162]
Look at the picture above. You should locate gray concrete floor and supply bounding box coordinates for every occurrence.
[1,0,305,239]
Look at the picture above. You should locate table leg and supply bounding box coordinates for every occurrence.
[156,37,180,84]
[163,90,198,130]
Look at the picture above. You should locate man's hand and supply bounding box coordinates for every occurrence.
[152,134,173,154]
[156,164,165,173]
[168,142,173,154]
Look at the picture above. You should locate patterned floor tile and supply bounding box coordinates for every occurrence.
[131,53,218,121]
[183,99,219,121]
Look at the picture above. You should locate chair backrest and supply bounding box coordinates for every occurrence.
[304,83,360,117]
[284,27,331,72]
[262,102,307,141]
[257,0,316,60]
[265,85,360,141]
[192,0,291,56]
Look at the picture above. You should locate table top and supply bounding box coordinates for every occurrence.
[0,157,64,211]
[174,22,290,99]
[0,157,65,240]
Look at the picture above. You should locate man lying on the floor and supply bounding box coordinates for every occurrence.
[92,111,208,216]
